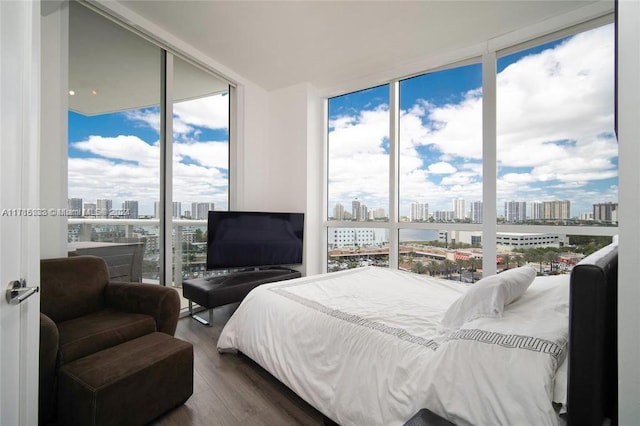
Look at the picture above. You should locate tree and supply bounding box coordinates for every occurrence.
[545,251,560,272]
[533,249,545,274]
[522,249,542,274]
[501,254,512,270]
[406,252,415,268]
[411,261,428,275]
[443,259,455,279]
[427,260,441,276]
[512,254,523,267]
[455,258,465,281]
[468,257,478,283]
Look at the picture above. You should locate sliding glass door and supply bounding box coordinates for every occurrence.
[67,2,162,282]
[171,56,230,284]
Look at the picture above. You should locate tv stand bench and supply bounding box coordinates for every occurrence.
[182,268,302,326]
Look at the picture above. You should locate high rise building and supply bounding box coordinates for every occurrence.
[434,210,455,221]
[505,201,527,223]
[122,200,139,219]
[83,203,96,217]
[410,202,427,222]
[470,201,483,223]
[371,207,386,220]
[453,198,465,220]
[191,202,215,220]
[67,198,82,217]
[543,200,570,220]
[593,202,618,222]
[529,202,544,220]
[96,199,112,218]
[351,199,361,221]
[333,202,345,220]
[154,201,183,218]
[360,204,368,221]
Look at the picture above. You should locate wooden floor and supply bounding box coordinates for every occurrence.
[152,304,327,426]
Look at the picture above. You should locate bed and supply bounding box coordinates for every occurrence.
[217,241,618,425]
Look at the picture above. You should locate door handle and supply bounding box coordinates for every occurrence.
[5,279,39,305]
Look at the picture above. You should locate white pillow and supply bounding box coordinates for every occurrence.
[441,265,537,329]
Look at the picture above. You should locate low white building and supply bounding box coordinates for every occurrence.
[496,232,566,249]
[328,228,388,248]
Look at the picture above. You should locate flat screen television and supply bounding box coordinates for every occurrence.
[206,211,304,270]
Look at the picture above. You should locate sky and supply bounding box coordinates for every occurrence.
[328,23,616,219]
[68,93,229,216]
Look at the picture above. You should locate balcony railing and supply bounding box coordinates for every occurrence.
[67,218,213,289]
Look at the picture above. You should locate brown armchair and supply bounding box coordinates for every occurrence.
[39,255,182,425]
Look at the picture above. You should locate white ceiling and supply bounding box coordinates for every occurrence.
[116,0,602,93]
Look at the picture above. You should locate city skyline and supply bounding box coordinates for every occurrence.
[67,197,215,219]
[329,196,617,223]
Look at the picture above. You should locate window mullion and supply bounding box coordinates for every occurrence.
[159,50,174,286]
[482,51,497,277]
[389,82,400,269]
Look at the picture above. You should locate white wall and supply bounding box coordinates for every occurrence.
[235,80,269,210]
[40,1,68,258]
[241,83,324,275]
[617,0,640,421]
[269,84,308,211]
[305,86,325,276]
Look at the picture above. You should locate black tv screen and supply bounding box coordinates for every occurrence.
[206,211,304,270]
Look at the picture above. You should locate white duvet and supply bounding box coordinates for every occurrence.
[217,267,569,426]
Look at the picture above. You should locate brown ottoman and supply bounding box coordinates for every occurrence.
[58,332,193,426]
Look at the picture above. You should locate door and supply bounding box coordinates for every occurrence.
[1,0,41,424]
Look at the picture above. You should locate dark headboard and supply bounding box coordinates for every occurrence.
[567,242,618,426]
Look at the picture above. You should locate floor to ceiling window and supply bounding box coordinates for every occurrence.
[327,85,390,270]
[495,23,616,273]
[496,24,616,227]
[67,2,231,289]
[171,56,230,284]
[396,63,483,279]
[67,2,162,282]
[325,19,616,278]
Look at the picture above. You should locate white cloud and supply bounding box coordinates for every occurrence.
[173,140,228,170]
[69,93,230,214]
[174,94,229,134]
[328,106,390,210]
[72,135,159,168]
[427,162,456,174]
[68,157,159,202]
[123,94,229,138]
[124,110,161,133]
